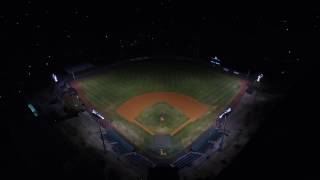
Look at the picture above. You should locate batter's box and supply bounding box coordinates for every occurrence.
[152,135,172,156]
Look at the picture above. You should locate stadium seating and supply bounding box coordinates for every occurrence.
[191,128,223,153]
[125,153,155,168]
[102,129,134,154]
[171,152,202,169]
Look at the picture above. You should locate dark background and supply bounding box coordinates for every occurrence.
[0,1,318,179]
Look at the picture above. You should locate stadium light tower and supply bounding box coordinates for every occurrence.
[219,107,232,119]
[52,73,58,83]
[91,109,105,119]
[210,56,221,65]
[256,73,263,82]
[91,108,107,153]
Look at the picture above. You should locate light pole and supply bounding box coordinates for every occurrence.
[98,119,107,153]
[72,72,76,81]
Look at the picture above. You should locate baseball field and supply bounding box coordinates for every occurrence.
[71,61,246,158]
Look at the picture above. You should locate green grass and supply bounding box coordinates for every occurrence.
[74,61,243,158]
[137,103,188,134]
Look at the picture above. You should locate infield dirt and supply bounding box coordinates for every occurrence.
[116,92,209,123]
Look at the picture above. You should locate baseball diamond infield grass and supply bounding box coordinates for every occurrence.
[137,103,188,134]
[71,61,246,159]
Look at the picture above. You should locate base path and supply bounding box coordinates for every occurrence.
[116,92,209,124]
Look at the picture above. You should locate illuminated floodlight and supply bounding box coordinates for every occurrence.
[210,60,220,65]
[210,56,221,65]
[256,73,264,82]
[219,107,232,119]
[27,104,38,117]
[223,67,230,72]
[233,71,240,75]
[91,109,104,119]
[52,73,58,82]
[212,56,220,61]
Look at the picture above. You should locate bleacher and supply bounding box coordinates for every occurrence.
[103,129,134,155]
[171,152,202,169]
[191,128,223,153]
[125,153,155,168]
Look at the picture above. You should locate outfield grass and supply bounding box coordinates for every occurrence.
[74,61,242,157]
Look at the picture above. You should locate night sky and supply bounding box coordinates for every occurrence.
[0,1,318,179]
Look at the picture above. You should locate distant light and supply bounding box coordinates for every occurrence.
[105,34,108,39]
[52,73,58,82]
[45,62,49,66]
[210,56,221,66]
[223,68,230,72]
[28,65,32,68]
[210,60,220,65]
[256,73,263,82]
[281,70,286,74]
[211,56,221,61]
[233,71,240,75]
[27,104,38,117]
[288,50,291,54]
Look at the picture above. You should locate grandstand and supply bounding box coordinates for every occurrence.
[102,129,134,155]
[191,128,224,153]
[171,128,226,169]
[125,152,156,168]
[170,152,202,169]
